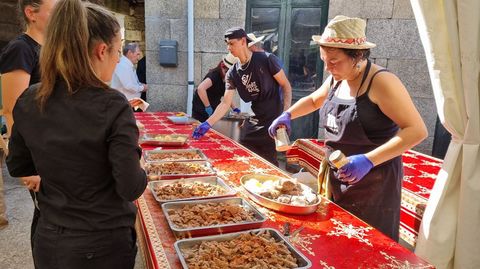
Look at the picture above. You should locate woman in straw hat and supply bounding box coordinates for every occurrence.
[192,53,240,122]
[6,0,146,267]
[269,15,427,241]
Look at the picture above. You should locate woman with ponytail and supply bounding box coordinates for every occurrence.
[6,1,147,268]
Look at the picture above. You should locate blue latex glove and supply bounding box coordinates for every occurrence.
[336,154,374,185]
[205,106,213,116]
[192,121,211,139]
[268,111,291,138]
[232,108,241,114]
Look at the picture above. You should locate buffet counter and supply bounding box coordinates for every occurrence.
[134,112,433,269]
[286,139,442,247]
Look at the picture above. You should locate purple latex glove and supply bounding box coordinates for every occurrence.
[232,108,241,114]
[192,121,211,139]
[336,154,374,185]
[268,111,291,138]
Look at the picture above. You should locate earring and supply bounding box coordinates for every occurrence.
[356,64,361,69]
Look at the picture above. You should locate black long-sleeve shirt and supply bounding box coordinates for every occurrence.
[6,81,147,231]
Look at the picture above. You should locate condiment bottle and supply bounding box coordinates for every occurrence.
[329,150,349,169]
[275,126,291,152]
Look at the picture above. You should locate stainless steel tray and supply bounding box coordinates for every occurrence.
[145,160,215,180]
[148,176,237,203]
[174,228,312,269]
[143,148,207,163]
[240,174,321,215]
[139,133,189,147]
[162,197,266,238]
[167,116,200,125]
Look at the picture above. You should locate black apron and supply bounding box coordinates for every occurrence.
[319,60,403,241]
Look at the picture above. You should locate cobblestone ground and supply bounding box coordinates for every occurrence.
[0,159,145,269]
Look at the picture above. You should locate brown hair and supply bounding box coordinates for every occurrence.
[342,48,371,62]
[17,0,43,30]
[37,0,120,111]
[208,61,227,81]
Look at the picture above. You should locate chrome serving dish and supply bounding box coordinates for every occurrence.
[162,197,266,238]
[143,148,207,163]
[139,133,189,147]
[240,174,321,215]
[167,116,200,125]
[174,228,312,269]
[145,160,215,180]
[148,176,236,203]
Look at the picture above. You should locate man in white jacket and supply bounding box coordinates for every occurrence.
[111,43,147,100]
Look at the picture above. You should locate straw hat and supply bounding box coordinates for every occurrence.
[222,53,238,68]
[247,33,265,47]
[312,15,376,49]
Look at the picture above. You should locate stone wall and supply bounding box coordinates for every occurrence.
[326,0,435,154]
[144,0,245,112]
[0,0,21,51]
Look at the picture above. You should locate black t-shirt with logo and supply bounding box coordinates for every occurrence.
[0,34,41,85]
[192,68,225,122]
[226,52,283,126]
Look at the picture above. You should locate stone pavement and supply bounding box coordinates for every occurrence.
[0,159,145,269]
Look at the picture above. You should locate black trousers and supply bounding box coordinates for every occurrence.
[33,218,137,269]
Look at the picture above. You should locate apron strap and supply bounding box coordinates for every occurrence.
[355,60,372,98]
[364,69,390,96]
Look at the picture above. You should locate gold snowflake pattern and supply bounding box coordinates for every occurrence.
[319,261,336,269]
[419,171,438,179]
[403,152,416,158]
[288,232,322,256]
[403,162,416,169]
[230,156,252,164]
[327,219,373,246]
[218,145,237,152]
[421,160,442,167]
[402,175,414,184]
[414,185,431,195]
[379,251,435,269]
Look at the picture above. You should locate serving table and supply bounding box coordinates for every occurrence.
[134,112,433,269]
[285,139,442,248]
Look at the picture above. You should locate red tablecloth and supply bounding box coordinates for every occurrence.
[285,139,443,247]
[134,112,433,269]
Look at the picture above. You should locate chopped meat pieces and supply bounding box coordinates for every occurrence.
[146,151,203,161]
[168,202,256,228]
[146,162,212,176]
[181,230,298,269]
[153,182,225,200]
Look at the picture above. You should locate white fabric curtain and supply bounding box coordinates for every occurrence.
[410,1,480,268]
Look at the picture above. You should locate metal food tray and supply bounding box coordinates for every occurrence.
[240,174,321,215]
[162,197,266,238]
[148,176,237,203]
[139,133,189,147]
[145,160,215,180]
[143,148,207,163]
[174,228,312,269]
[167,116,200,125]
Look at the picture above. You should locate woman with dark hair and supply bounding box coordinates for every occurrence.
[6,0,146,268]
[192,53,240,122]
[269,15,428,241]
[0,0,56,238]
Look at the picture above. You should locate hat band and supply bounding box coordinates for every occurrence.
[224,58,234,66]
[321,36,367,46]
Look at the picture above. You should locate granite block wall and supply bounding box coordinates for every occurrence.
[143,0,245,112]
